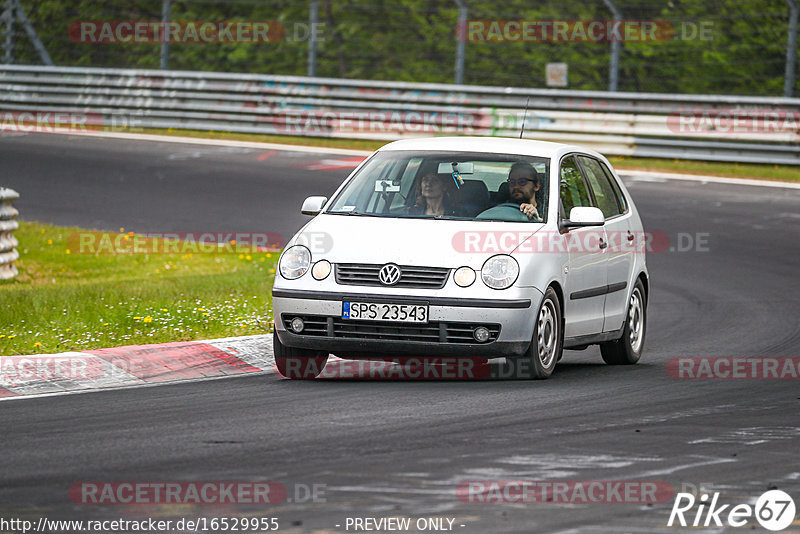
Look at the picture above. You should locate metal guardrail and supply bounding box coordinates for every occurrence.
[1,65,799,165]
[0,187,19,280]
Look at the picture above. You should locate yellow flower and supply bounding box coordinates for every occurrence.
[65,249,71,254]
[142,316,153,323]
[259,257,265,262]
[8,334,16,339]
[266,253,272,258]
[238,254,244,259]
[47,239,53,245]
[246,255,252,260]
[65,328,71,332]
[0,335,5,339]
[229,239,236,245]
[103,322,109,326]
[34,342,42,348]
[128,231,134,237]
[203,312,210,316]
[269,269,275,274]
[161,308,168,312]
[133,316,142,320]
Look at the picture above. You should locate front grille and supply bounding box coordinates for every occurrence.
[282,314,500,344]
[335,263,450,289]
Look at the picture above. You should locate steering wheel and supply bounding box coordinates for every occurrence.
[476,203,530,222]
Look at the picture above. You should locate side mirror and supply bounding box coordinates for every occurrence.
[560,206,605,231]
[301,196,328,216]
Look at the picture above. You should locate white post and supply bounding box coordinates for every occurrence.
[0,187,20,280]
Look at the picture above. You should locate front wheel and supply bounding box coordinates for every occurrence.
[505,287,562,379]
[273,331,328,379]
[600,279,646,365]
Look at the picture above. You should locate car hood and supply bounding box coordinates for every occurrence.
[287,214,545,268]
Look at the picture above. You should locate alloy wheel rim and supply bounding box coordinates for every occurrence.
[628,288,644,353]
[537,300,557,368]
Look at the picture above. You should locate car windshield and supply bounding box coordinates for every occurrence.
[326,150,550,223]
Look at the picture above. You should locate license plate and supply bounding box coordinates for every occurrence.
[342,302,428,323]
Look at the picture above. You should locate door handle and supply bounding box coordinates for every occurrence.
[627,231,635,242]
[599,238,608,250]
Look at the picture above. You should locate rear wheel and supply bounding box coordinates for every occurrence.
[600,279,646,365]
[506,287,562,379]
[273,331,328,379]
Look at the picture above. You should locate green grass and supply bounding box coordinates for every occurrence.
[609,156,800,183]
[113,126,799,182]
[0,221,278,356]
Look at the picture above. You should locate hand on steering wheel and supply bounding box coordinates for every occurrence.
[519,202,540,220]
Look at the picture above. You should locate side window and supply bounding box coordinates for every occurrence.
[577,156,621,218]
[598,161,628,213]
[560,156,591,216]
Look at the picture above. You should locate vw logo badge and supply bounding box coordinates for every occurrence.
[378,264,401,285]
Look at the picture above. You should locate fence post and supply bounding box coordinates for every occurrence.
[786,0,799,97]
[0,187,19,280]
[160,0,171,70]
[13,0,52,65]
[603,0,622,92]
[454,0,468,85]
[2,0,14,64]
[308,0,319,77]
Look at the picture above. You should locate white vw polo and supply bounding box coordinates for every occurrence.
[272,137,649,379]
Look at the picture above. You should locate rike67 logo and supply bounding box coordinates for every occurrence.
[668,489,796,531]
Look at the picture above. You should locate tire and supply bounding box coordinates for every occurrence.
[273,331,329,379]
[506,287,562,379]
[600,279,646,365]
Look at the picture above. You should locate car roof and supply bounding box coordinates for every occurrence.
[377,136,595,159]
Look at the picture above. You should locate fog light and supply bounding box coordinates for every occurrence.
[473,326,490,343]
[290,317,305,333]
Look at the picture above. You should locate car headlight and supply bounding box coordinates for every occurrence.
[481,255,519,289]
[279,245,311,280]
[453,266,476,287]
[311,259,332,280]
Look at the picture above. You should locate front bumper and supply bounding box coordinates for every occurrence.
[272,288,542,359]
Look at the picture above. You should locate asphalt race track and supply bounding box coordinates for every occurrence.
[1,133,799,533]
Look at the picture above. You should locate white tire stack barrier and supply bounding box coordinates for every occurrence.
[0,187,19,280]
